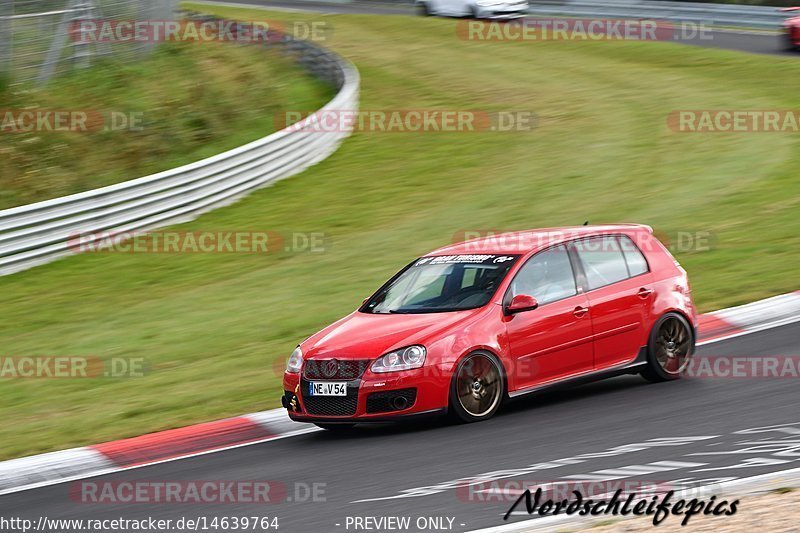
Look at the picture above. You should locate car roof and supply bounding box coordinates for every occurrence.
[427,224,653,256]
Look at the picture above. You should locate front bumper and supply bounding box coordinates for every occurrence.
[284,407,447,424]
[282,364,450,424]
[478,2,528,20]
[482,12,527,21]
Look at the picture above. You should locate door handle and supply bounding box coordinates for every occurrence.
[573,306,589,318]
[637,287,654,298]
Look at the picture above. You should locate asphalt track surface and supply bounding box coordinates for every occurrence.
[2,321,800,532]
[201,0,796,57]
[3,4,799,532]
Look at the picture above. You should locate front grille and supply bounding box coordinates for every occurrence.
[300,378,359,416]
[366,388,417,414]
[303,359,370,380]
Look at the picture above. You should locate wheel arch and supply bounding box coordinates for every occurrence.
[654,308,697,354]
[447,347,510,401]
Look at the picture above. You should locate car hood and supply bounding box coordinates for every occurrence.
[301,309,483,360]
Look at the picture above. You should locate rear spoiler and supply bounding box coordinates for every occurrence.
[614,223,653,234]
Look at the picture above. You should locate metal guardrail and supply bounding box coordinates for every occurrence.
[0,21,360,276]
[527,1,786,30]
[260,0,788,30]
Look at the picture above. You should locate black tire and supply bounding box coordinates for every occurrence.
[448,351,505,423]
[641,312,694,383]
[314,423,356,431]
[417,2,430,16]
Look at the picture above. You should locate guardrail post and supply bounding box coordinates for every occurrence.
[37,7,72,84]
[139,0,158,56]
[71,1,97,70]
[114,0,174,59]
[0,1,11,80]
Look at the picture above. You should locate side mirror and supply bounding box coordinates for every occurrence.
[505,294,538,315]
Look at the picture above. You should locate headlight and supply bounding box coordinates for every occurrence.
[371,345,427,373]
[286,346,303,374]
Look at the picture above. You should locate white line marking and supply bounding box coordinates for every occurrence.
[590,468,656,476]
[649,461,708,468]
[563,461,706,481]
[561,474,626,481]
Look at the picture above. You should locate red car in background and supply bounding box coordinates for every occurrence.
[782,7,800,50]
[282,224,697,429]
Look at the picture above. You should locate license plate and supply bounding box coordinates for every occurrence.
[309,382,348,396]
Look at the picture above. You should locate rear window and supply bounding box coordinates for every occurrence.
[619,235,649,277]
[573,236,629,290]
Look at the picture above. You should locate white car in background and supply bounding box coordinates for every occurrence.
[416,0,529,20]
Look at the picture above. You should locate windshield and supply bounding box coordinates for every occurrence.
[362,254,519,314]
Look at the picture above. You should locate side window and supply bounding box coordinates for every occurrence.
[509,245,577,305]
[619,235,649,277]
[574,236,629,290]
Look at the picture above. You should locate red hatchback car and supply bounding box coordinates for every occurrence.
[282,225,697,429]
[782,7,800,50]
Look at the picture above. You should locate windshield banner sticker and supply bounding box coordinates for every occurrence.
[416,255,517,266]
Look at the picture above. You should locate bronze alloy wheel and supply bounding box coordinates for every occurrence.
[454,353,503,419]
[642,312,694,383]
[655,315,692,375]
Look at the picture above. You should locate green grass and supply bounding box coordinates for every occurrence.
[1,4,799,460]
[0,41,333,209]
